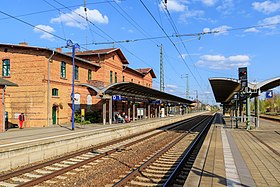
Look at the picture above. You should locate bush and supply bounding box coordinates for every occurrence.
[74,110,101,123]
[85,110,101,123]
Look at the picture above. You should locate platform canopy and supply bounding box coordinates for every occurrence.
[79,82,192,104]
[0,77,18,86]
[209,76,280,104]
[209,78,241,104]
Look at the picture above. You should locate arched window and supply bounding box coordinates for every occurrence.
[87,95,92,106]
[2,59,10,77]
[74,93,80,111]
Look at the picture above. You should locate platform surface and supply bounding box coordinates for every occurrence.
[185,114,280,187]
[0,112,203,152]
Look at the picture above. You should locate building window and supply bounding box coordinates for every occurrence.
[74,65,79,80]
[52,88,58,96]
[115,72,117,83]
[88,69,92,80]
[74,93,80,111]
[122,76,125,82]
[87,95,92,106]
[138,81,140,84]
[110,71,113,84]
[131,79,133,83]
[60,61,66,78]
[2,59,10,77]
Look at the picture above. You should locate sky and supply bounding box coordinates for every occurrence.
[0,0,280,104]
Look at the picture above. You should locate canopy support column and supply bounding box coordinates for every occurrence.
[132,102,136,121]
[148,104,151,119]
[128,101,131,120]
[255,89,260,128]
[109,98,112,125]
[246,96,251,130]
[102,99,106,125]
[143,103,146,119]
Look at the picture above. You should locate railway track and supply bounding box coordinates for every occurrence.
[0,115,209,187]
[113,114,214,187]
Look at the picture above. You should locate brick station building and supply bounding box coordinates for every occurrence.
[0,43,156,131]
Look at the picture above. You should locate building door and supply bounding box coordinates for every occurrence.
[52,106,57,125]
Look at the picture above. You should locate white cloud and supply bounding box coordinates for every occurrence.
[252,1,280,14]
[259,15,280,29]
[196,54,250,70]
[180,9,205,22]
[159,0,188,12]
[200,0,217,6]
[203,25,232,35]
[33,25,55,41]
[180,53,200,59]
[166,84,178,93]
[51,7,108,29]
[244,27,260,33]
[217,0,234,14]
[166,84,178,89]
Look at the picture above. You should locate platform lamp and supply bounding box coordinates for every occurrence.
[66,40,80,130]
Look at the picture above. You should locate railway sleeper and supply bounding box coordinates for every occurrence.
[134,176,168,183]
[152,162,176,168]
[140,171,170,178]
[148,165,174,171]
[158,157,180,162]
[129,179,165,187]
[155,160,180,165]
[145,168,173,174]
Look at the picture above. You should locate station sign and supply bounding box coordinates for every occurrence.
[266,90,273,99]
[112,95,122,101]
[151,100,161,104]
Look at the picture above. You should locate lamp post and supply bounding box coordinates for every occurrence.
[66,40,80,130]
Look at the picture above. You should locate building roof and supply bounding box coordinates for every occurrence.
[0,43,100,68]
[75,48,129,64]
[136,68,156,78]
[0,77,18,86]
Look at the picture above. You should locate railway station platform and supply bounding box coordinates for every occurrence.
[0,112,207,172]
[184,114,280,187]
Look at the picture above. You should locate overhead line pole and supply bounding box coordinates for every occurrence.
[159,44,164,92]
[181,74,189,99]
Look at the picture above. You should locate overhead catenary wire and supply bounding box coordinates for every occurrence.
[0,10,66,41]
[0,0,125,21]
[108,1,181,84]
[89,22,280,45]
[51,0,163,79]
[139,0,203,90]
[162,1,207,90]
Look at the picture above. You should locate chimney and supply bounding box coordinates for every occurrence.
[56,48,62,52]
[19,42,28,46]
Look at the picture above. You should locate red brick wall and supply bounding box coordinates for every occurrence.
[0,46,155,129]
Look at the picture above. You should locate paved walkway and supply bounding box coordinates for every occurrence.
[0,112,204,152]
[184,114,280,187]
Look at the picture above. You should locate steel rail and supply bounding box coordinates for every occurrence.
[1,116,204,186]
[163,114,215,186]
[112,115,212,187]
[0,116,199,182]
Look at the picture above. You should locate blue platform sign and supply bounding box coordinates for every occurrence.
[112,95,122,101]
[266,90,273,99]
